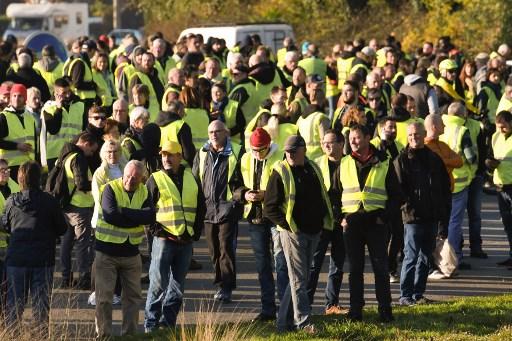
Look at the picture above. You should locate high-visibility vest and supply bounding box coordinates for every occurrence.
[272,160,333,232]
[121,135,142,161]
[440,115,471,193]
[153,169,198,237]
[340,156,389,213]
[435,77,479,114]
[92,69,115,107]
[215,99,241,144]
[67,58,97,100]
[64,152,94,207]
[492,131,512,186]
[198,142,241,201]
[276,47,287,68]
[160,119,185,146]
[0,110,36,166]
[298,57,327,78]
[34,61,64,93]
[183,108,209,150]
[337,56,355,89]
[0,178,20,249]
[230,81,260,123]
[95,178,148,245]
[350,63,370,77]
[161,86,181,111]
[481,85,500,123]
[268,123,298,152]
[252,73,283,111]
[129,71,161,122]
[465,118,481,177]
[326,76,341,98]
[297,111,329,160]
[496,93,512,115]
[44,102,84,160]
[314,154,333,190]
[240,148,283,218]
[243,108,269,150]
[370,136,404,158]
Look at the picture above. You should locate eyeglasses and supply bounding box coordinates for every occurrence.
[0,168,9,173]
[90,116,106,121]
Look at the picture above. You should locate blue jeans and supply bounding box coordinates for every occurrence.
[307,228,345,308]
[498,188,512,257]
[467,175,483,252]
[144,238,193,330]
[6,266,54,328]
[271,226,289,301]
[248,223,276,316]
[277,230,319,331]
[400,223,435,300]
[448,187,469,263]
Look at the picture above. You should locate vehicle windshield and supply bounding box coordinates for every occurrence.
[10,17,44,31]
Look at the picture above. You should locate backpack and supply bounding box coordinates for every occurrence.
[45,154,76,208]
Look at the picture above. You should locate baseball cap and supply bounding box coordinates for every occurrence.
[284,135,306,152]
[160,141,182,154]
[361,46,376,57]
[439,59,458,71]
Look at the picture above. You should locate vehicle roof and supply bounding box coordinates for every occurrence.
[6,3,88,18]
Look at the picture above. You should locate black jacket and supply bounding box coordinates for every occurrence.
[2,189,67,267]
[6,67,51,103]
[394,146,451,230]
[58,142,92,194]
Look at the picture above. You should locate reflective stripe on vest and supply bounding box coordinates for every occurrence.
[492,132,512,186]
[67,58,96,100]
[44,102,84,159]
[340,156,389,213]
[183,108,210,150]
[198,142,241,201]
[297,112,328,161]
[0,110,36,166]
[153,169,198,237]
[95,178,148,245]
[64,153,94,207]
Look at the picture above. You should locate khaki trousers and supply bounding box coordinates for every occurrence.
[94,251,142,338]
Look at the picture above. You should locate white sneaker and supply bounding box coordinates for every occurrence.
[88,292,96,306]
[112,294,122,305]
[428,270,448,280]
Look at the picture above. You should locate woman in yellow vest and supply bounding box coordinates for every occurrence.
[92,52,116,114]
[128,84,150,119]
[209,83,245,145]
[475,68,502,128]
[180,86,210,150]
[459,61,477,106]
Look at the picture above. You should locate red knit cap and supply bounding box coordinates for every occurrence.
[250,127,271,148]
[10,84,27,99]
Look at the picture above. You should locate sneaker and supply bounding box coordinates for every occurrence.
[389,272,400,283]
[428,270,448,280]
[414,297,434,305]
[214,289,232,303]
[497,258,512,267]
[88,292,96,306]
[189,258,203,270]
[458,262,472,270]
[251,313,276,322]
[399,297,416,306]
[470,250,488,259]
[213,289,223,300]
[112,294,122,305]
[325,305,349,315]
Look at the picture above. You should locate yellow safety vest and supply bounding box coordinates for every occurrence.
[440,115,472,193]
[34,61,63,93]
[465,118,481,178]
[337,56,355,89]
[161,86,181,111]
[153,169,198,237]
[314,154,333,190]
[92,69,115,107]
[492,131,512,186]
[435,77,479,114]
[252,73,283,112]
[64,152,94,207]
[129,71,161,122]
[481,86,500,123]
[230,81,260,124]
[395,118,417,147]
[121,135,142,161]
[44,102,84,160]
[95,178,148,245]
[198,142,241,201]
[160,119,185,146]
[350,63,370,77]
[496,93,512,115]
[276,48,287,68]
[340,156,389,213]
[370,136,404,158]
[214,100,240,144]
[243,108,270,150]
[240,148,283,218]
[298,57,327,79]
[0,110,36,166]
[273,160,333,232]
[183,108,209,150]
[268,123,298,152]
[67,58,97,100]
[297,111,328,160]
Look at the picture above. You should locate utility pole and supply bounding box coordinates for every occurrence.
[113,0,121,29]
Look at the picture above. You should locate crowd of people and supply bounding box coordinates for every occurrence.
[0,30,511,337]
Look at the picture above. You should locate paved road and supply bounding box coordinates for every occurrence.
[34,193,512,337]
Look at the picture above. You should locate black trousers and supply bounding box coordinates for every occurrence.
[205,221,237,290]
[343,212,392,314]
[387,209,404,273]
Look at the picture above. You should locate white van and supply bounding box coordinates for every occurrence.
[3,3,89,44]
[179,23,294,53]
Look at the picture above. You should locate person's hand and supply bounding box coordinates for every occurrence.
[485,158,500,169]
[252,190,265,201]
[17,143,33,152]
[244,191,257,202]
[210,110,220,119]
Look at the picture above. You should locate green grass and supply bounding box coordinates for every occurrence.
[119,294,512,341]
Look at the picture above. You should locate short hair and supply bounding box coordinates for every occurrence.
[54,77,70,88]
[77,132,98,146]
[377,116,396,129]
[130,106,150,126]
[17,53,32,68]
[104,118,119,134]
[167,100,185,114]
[211,82,227,93]
[100,139,122,163]
[349,124,371,137]
[496,110,512,124]
[27,87,41,98]
[284,51,299,62]
[88,104,106,117]
[447,101,466,117]
[0,159,8,167]
[125,160,146,177]
[132,84,150,98]
[392,93,408,108]
[424,113,442,128]
[367,88,381,99]
[486,68,501,80]
[271,86,286,95]
[407,121,425,133]
[343,80,359,92]
[17,161,41,191]
[323,129,345,144]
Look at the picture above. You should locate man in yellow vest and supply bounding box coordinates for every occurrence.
[264,135,332,333]
[496,80,512,114]
[0,84,36,181]
[229,65,259,124]
[330,124,403,322]
[111,98,129,134]
[41,78,87,170]
[307,129,348,315]
[440,102,477,270]
[67,40,98,110]
[144,141,205,331]
[150,38,176,85]
[192,120,244,303]
[95,160,156,338]
[486,111,512,267]
[240,128,286,322]
[161,68,184,111]
[58,132,99,290]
